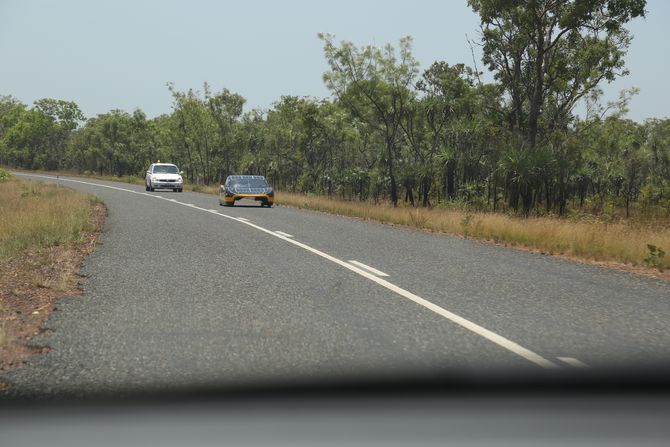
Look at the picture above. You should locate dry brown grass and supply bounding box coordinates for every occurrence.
[277,192,670,272]
[0,177,98,259]
[0,175,105,373]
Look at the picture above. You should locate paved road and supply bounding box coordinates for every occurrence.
[3,173,670,396]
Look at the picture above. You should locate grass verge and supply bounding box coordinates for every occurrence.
[0,177,100,259]
[0,173,105,379]
[277,192,670,277]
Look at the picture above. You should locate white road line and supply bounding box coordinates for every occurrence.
[13,172,559,369]
[275,231,294,238]
[235,219,558,369]
[557,357,590,368]
[348,260,389,277]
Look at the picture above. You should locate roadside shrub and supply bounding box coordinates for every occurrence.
[644,244,667,271]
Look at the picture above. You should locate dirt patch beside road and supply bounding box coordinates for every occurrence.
[0,203,105,387]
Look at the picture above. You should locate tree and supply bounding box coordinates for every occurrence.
[204,84,246,180]
[167,83,245,184]
[0,98,84,170]
[470,0,645,146]
[33,98,85,170]
[408,62,494,206]
[320,34,419,206]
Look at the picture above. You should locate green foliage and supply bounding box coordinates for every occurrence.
[319,33,418,206]
[0,167,12,181]
[468,0,645,145]
[644,244,666,271]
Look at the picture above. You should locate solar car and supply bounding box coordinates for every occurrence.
[219,175,274,207]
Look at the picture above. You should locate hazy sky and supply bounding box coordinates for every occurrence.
[1,0,668,121]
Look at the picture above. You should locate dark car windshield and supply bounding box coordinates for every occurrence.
[153,165,179,174]
[229,177,268,188]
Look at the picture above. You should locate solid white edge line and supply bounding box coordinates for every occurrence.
[13,172,559,369]
[236,217,250,222]
[348,260,390,277]
[275,231,294,238]
[557,357,590,368]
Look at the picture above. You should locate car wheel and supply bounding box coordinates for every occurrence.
[146,183,150,191]
[173,188,178,192]
[178,188,183,193]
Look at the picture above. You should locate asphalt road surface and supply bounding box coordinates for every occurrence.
[3,173,670,397]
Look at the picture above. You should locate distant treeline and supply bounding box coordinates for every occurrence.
[2,0,668,216]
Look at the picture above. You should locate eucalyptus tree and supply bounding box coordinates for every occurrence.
[0,108,53,169]
[167,83,244,184]
[469,0,646,212]
[0,98,83,170]
[470,0,645,145]
[67,110,148,176]
[642,118,670,213]
[408,62,495,206]
[320,34,419,206]
[32,99,85,169]
[236,109,268,177]
[204,84,245,181]
[0,96,27,166]
[262,96,311,191]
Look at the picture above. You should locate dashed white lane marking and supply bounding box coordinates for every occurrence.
[557,357,590,368]
[14,173,559,369]
[348,260,389,277]
[275,231,294,238]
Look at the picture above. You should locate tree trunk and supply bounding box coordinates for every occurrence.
[521,183,533,215]
[421,176,430,207]
[527,15,546,148]
[508,182,519,210]
[558,177,567,216]
[446,160,455,199]
[387,142,398,207]
[406,187,415,207]
[545,178,552,213]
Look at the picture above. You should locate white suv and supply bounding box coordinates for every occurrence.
[145,163,184,192]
